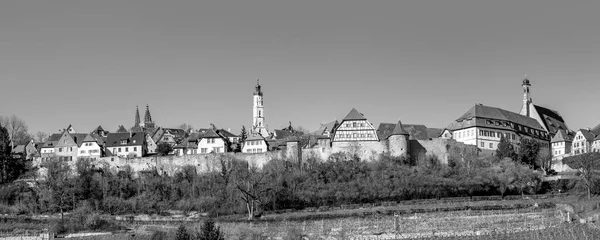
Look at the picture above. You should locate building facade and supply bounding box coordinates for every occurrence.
[447,104,551,153]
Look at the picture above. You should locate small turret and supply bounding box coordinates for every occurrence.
[388,120,410,158]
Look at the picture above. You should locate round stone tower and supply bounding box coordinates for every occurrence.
[388,120,410,158]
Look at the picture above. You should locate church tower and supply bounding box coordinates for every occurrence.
[134,106,141,128]
[520,76,532,117]
[253,80,269,137]
[143,105,156,129]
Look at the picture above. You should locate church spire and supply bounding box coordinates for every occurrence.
[134,106,141,127]
[144,104,153,124]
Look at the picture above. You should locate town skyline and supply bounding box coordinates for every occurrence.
[1,0,599,134]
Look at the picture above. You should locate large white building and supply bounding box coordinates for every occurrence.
[446,104,551,152]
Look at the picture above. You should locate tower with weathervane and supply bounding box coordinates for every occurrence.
[252,80,270,137]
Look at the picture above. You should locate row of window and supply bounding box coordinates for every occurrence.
[480,141,494,149]
[478,119,548,138]
[345,122,366,128]
[246,148,263,153]
[206,138,217,144]
[113,147,138,153]
[338,133,374,139]
[79,149,100,154]
[247,140,262,146]
[200,147,223,153]
[479,130,517,140]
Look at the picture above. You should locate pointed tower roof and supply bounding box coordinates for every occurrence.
[135,106,141,127]
[144,105,153,123]
[389,120,410,137]
[343,108,367,121]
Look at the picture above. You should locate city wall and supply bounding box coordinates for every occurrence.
[34,139,459,176]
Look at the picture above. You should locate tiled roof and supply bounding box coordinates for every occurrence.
[579,129,596,141]
[217,129,239,138]
[246,134,265,141]
[403,125,433,140]
[551,129,573,143]
[116,125,128,133]
[314,120,339,135]
[343,108,367,121]
[40,133,62,148]
[13,145,26,154]
[105,132,145,147]
[534,105,568,135]
[82,134,96,143]
[453,104,545,131]
[70,133,89,146]
[202,129,221,138]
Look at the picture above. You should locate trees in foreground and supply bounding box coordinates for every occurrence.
[563,152,600,199]
[0,150,548,219]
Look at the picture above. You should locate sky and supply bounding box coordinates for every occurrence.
[0,0,599,135]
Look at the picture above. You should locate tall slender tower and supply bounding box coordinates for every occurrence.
[144,104,156,129]
[134,106,141,128]
[253,80,269,136]
[521,76,532,117]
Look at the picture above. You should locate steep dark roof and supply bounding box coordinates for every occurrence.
[426,128,443,139]
[403,125,432,140]
[534,105,568,135]
[218,129,239,138]
[390,121,410,136]
[454,104,545,131]
[105,132,145,147]
[246,134,266,141]
[579,129,596,141]
[314,120,339,135]
[70,133,89,147]
[201,129,221,138]
[41,133,63,148]
[116,125,128,133]
[343,108,367,121]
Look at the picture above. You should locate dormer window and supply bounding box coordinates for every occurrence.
[121,140,127,144]
[133,140,136,144]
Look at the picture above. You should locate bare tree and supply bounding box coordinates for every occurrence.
[563,152,600,199]
[178,124,194,133]
[35,131,48,143]
[235,162,269,220]
[0,115,30,149]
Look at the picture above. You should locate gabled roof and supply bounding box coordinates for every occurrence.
[578,129,596,141]
[343,108,367,121]
[70,133,89,146]
[551,129,573,143]
[41,133,63,148]
[93,125,105,132]
[201,129,221,138]
[116,125,128,133]
[533,105,568,135]
[455,104,545,131]
[245,134,266,141]
[82,134,97,143]
[105,132,145,147]
[314,120,339,135]
[217,129,239,138]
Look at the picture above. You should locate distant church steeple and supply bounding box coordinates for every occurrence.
[134,106,141,127]
[143,105,156,129]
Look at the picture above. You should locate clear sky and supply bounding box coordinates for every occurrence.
[1,0,599,134]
